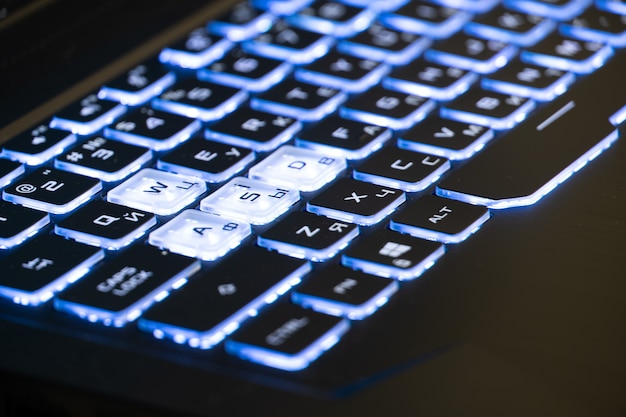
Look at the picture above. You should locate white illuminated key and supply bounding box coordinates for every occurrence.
[248,145,346,192]
[149,209,251,260]
[200,177,299,225]
[107,168,206,215]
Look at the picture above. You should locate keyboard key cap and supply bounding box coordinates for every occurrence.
[107,168,206,216]
[251,79,347,121]
[0,201,49,248]
[98,58,176,106]
[54,244,200,327]
[225,301,349,371]
[200,176,299,225]
[521,32,614,73]
[251,0,314,15]
[258,211,359,261]
[296,115,392,160]
[248,145,346,192]
[340,86,435,130]
[138,246,311,349]
[353,146,451,192]
[3,167,102,214]
[55,200,156,250]
[243,20,334,64]
[398,116,494,160]
[441,87,535,129]
[561,8,626,46]
[0,159,24,188]
[1,124,77,166]
[50,94,126,136]
[384,60,478,101]
[55,136,152,183]
[105,106,200,151]
[148,209,251,260]
[338,23,431,65]
[504,0,593,20]
[0,234,104,306]
[205,107,301,152]
[342,229,445,280]
[198,48,291,92]
[152,79,248,121]
[208,1,276,41]
[287,1,376,38]
[464,5,556,46]
[482,60,575,100]
[307,178,405,226]
[157,137,254,183]
[295,50,390,93]
[292,264,398,319]
[426,33,518,74]
[159,28,232,69]
[379,3,471,38]
[437,51,626,208]
[390,194,490,243]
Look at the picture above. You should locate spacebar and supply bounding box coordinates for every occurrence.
[437,50,626,209]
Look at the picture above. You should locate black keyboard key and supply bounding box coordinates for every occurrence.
[157,136,254,183]
[296,115,391,160]
[295,50,390,93]
[55,136,152,183]
[464,5,556,46]
[0,158,24,188]
[159,28,232,69]
[307,178,405,226]
[138,246,311,349]
[390,194,490,243]
[521,32,613,73]
[379,2,470,38]
[225,301,349,371]
[340,85,435,130]
[437,50,626,209]
[0,234,104,306]
[0,201,49,248]
[426,33,518,74]
[1,123,76,166]
[54,245,200,327]
[287,1,376,38]
[251,79,346,121]
[338,22,430,65]
[441,87,535,130]
[243,20,334,64]
[50,93,126,136]
[353,146,450,192]
[55,200,156,250]
[292,264,398,319]
[384,59,478,101]
[342,229,445,281]
[208,1,276,41]
[205,107,301,152]
[152,78,248,122]
[105,106,201,151]
[3,167,102,214]
[482,60,575,100]
[561,8,626,46]
[398,116,494,160]
[98,58,176,106]
[198,48,292,92]
[504,0,592,20]
[258,211,359,261]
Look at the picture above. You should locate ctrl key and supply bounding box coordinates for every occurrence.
[225,302,349,371]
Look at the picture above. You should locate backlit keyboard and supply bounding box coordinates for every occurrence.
[1,0,625,372]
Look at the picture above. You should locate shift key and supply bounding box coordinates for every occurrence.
[437,50,626,209]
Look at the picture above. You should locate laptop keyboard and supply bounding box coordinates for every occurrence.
[1,0,625,372]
